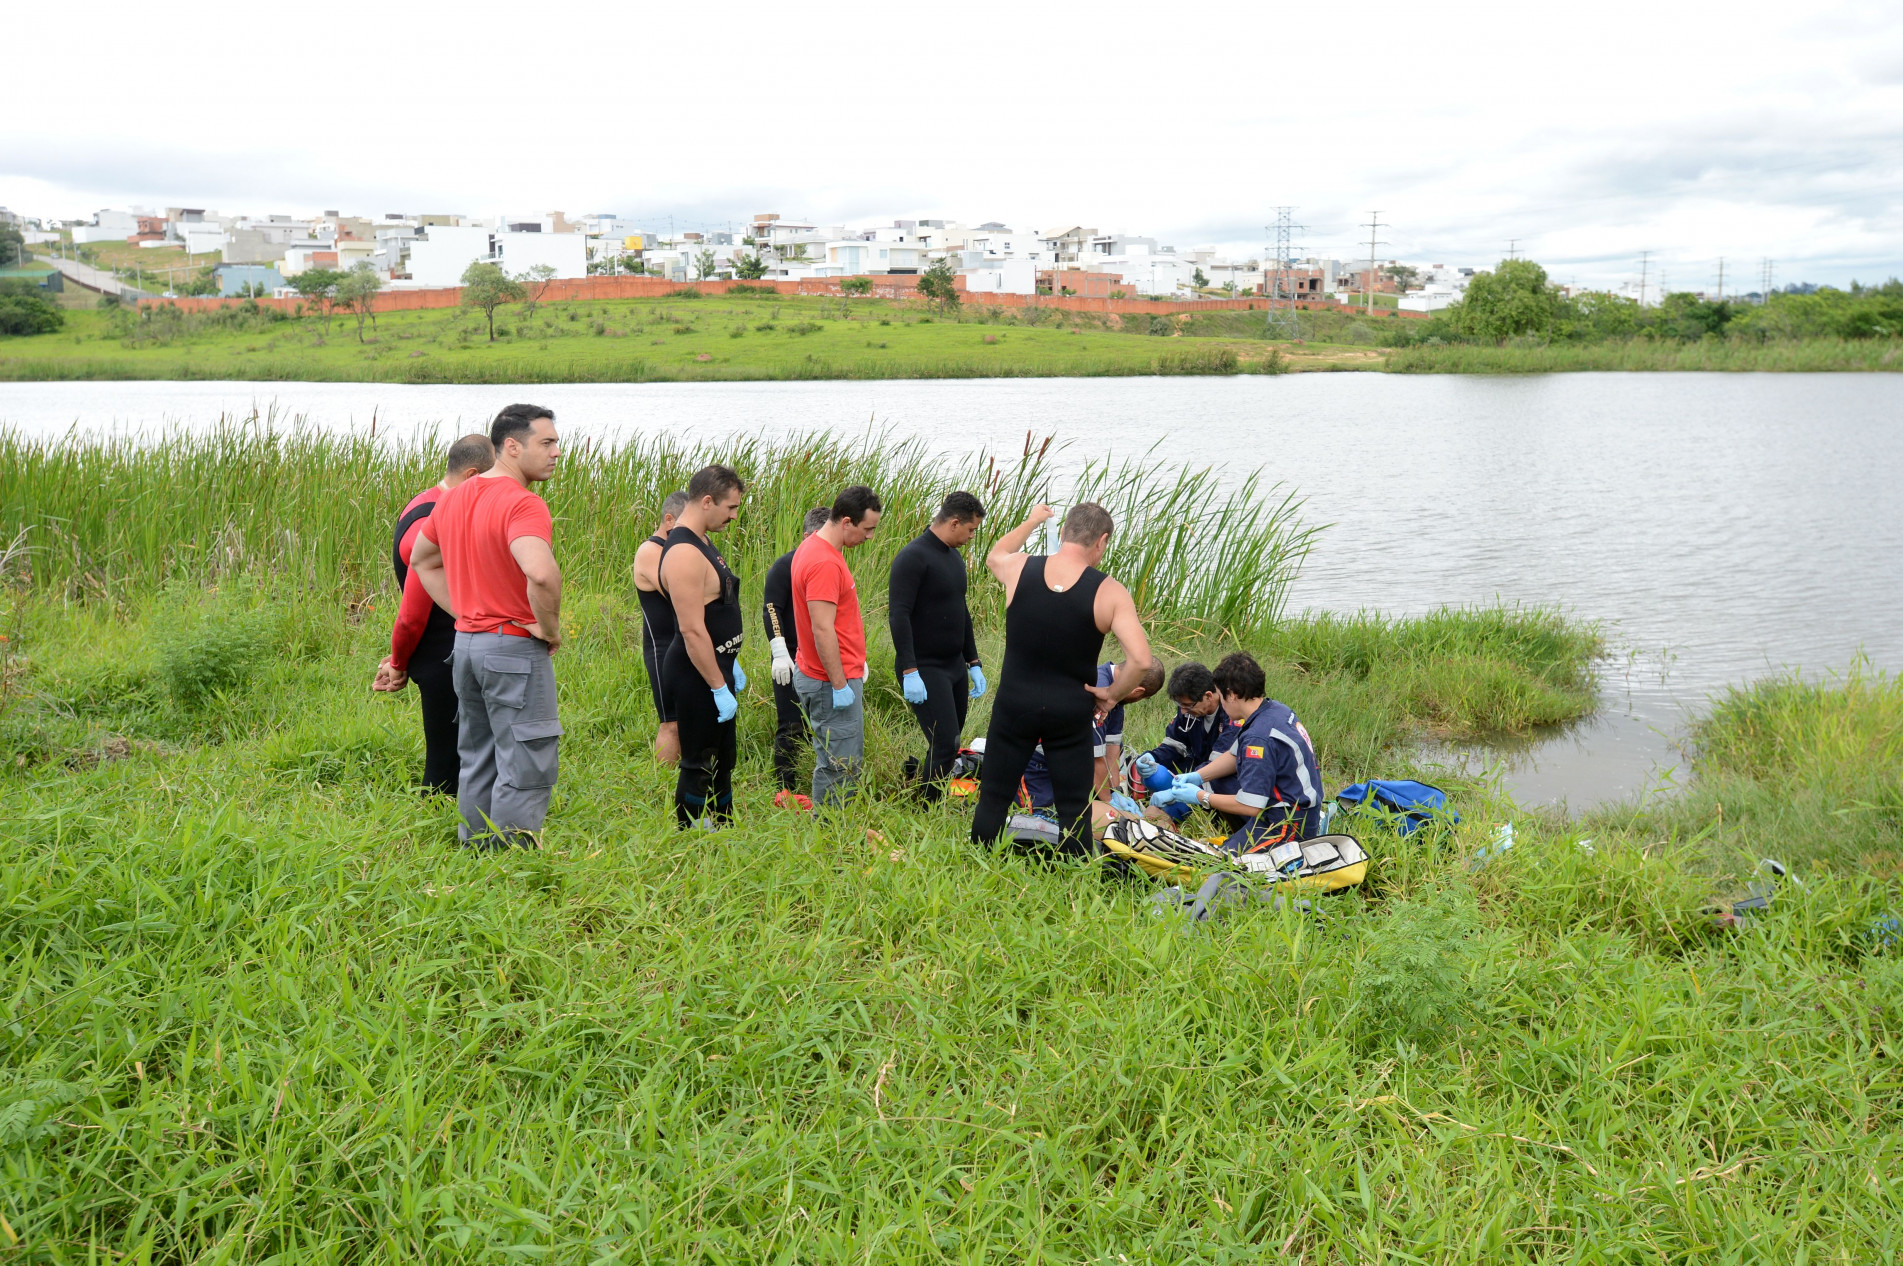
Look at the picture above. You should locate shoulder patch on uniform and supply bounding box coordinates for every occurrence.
[1245,744,1266,759]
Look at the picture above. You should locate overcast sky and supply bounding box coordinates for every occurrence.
[5,0,1900,290]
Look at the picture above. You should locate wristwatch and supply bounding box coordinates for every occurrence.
[1197,786,1211,807]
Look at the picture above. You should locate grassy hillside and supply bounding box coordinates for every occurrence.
[3,429,1900,1259]
[0,294,1285,384]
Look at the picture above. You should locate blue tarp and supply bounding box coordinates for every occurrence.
[1336,779,1458,836]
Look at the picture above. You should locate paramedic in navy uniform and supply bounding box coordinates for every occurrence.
[1150,651,1323,871]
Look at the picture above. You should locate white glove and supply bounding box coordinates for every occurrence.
[770,636,795,686]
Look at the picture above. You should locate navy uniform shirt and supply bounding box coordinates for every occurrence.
[1145,707,1228,774]
[1223,699,1322,851]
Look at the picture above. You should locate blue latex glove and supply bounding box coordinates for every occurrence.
[1173,771,1205,789]
[1134,752,1158,780]
[711,684,737,722]
[1109,791,1141,816]
[831,682,857,709]
[731,661,748,693]
[1149,785,1197,808]
[1143,765,1176,793]
[968,664,987,699]
[901,670,928,704]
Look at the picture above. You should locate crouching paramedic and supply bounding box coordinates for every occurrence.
[1150,651,1322,869]
[1130,661,1231,826]
[408,404,564,848]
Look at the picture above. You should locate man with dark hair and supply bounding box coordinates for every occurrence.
[762,505,831,810]
[971,501,1156,855]
[408,404,563,848]
[790,485,882,807]
[889,490,987,801]
[374,433,496,795]
[1151,651,1323,868]
[658,465,748,828]
[1131,661,1234,825]
[633,489,690,764]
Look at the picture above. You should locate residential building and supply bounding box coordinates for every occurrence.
[403,222,588,287]
[70,209,140,244]
[1040,226,1097,264]
[962,258,1038,296]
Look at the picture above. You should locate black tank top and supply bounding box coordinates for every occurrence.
[635,534,679,646]
[660,526,744,660]
[1001,556,1106,689]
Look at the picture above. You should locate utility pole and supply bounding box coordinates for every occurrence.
[1638,250,1650,308]
[1760,257,1774,303]
[1265,206,1305,339]
[1362,211,1385,315]
[1716,256,1724,302]
[1507,238,1519,261]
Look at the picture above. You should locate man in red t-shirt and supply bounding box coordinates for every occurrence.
[790,484,882,806]
[409,403,563,847]
[372,432,494,796]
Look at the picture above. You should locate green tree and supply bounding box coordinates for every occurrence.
[291,267,345,332]
[461,260,524,341]
[694,249,718,281]
[1192,267,1208,289]
[0,223,24,269]
[516,263,558,316]
[839,276,872,296]
[0,285,64,336]
[916,256,961,312]
[335,263,384,343]
[1444,258,1564,342]
[1559,290,1641,341]
[1382,263,1421,293]
[733,252,767,280]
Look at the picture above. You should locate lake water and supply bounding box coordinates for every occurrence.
[6,373,1900,812]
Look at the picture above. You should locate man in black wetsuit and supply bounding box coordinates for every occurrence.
[762,505,832,811]
[633,489,689,764]
[971,502,1156,855]
[658,464,748,828]
[889,490,987,801]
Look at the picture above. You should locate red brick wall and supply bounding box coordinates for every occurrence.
[141,274,1430,320]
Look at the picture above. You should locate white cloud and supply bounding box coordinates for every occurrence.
[3,0,1900,287]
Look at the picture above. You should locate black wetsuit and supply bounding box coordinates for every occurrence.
[972,556,1106,855]
[762,548,806,793]
[635,534,679,723]
[889,529,981,800]
[660,526,742,827]
[391,498,459,795]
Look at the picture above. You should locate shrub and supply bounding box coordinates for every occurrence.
[0,292,66,337]
[839,277,873,296]
[788,321,823,336]
[726,283,776,296]
[1353,884,1486,1045]
[155,591,274,708]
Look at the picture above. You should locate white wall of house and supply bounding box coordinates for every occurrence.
[181,227,228,256]
[962,258,1038,295]
[491,230,586,279]
[1399,288,1461,312]
[406,226,496,286]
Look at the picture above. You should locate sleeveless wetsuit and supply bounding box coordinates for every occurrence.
[972,555,1107,855]
[636,533,680,723]
[659,525,743,827]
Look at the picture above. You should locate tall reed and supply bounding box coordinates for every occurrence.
[2,412,1313,635]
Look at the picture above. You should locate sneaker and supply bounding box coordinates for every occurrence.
[773,789,814,812]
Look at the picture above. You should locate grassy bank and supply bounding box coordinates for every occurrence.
[1383,336,1903,373]
[0,295,1280,384]
[4,434,1901,1259]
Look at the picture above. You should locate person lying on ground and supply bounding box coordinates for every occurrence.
[1089,657,1164,800]
[1149,651,1323,870]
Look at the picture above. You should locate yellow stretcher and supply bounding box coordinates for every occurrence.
[1099,819,1370,891]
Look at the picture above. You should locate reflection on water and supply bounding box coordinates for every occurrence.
[6,373,1899,812]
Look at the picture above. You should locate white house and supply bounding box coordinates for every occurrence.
[181,226,228,256]
[71,209,140,244]
[403,223,588,287]
[962,258,1038,296]
[1092,252,1195,298]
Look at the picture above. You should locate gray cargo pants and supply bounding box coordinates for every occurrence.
[793,671,864,807]
[453,631,562,846]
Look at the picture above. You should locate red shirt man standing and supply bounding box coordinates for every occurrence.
[409,403,564,848]
[790,484,882,807]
